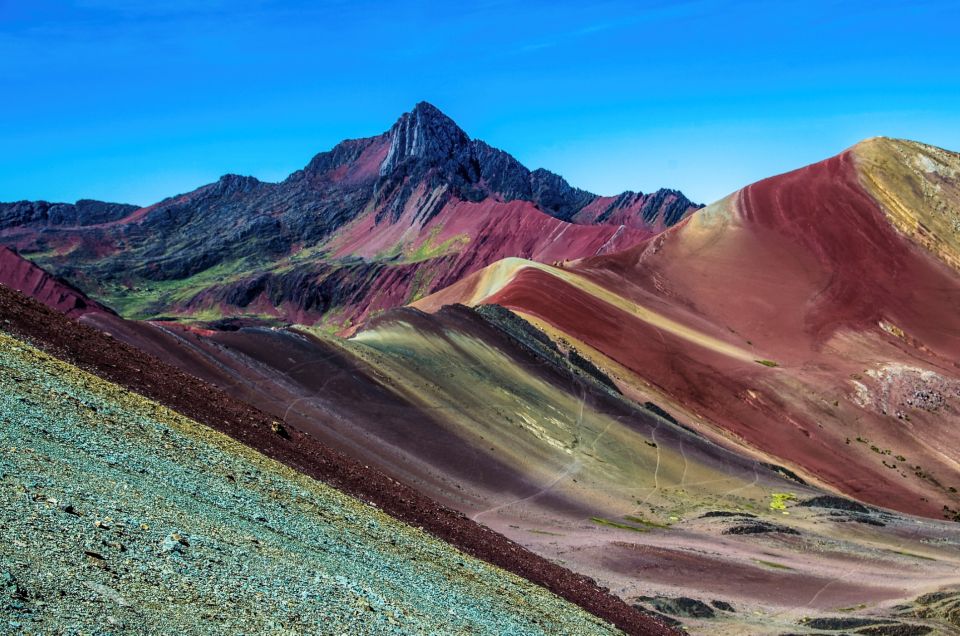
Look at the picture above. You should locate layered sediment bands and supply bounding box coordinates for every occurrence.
[6,208,960,633]
[854,137,960,272]
[729,146,960,341]
[182,198,655,330]
[88,289,960,635]
[414,141,960,520]
[5,124,960,633]
[83,299,793,521]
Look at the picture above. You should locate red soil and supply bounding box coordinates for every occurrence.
[323,196,654,330]
[0,247,110,317]
[590,543,904,608]
[704,151,959,348]
[484,267,862,489]
[335,197,651,263]
[587,150,960,355]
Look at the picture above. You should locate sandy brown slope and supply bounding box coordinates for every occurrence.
[0,281,678,636]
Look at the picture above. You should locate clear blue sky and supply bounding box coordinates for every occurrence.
[2,0,959,206]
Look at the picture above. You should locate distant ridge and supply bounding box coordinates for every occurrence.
[0,102,700,330]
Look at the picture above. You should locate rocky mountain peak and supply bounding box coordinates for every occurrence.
[379,102,471,176]
[528,168,595,220]
[213,174,263,197]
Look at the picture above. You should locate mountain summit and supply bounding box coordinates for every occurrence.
[0,102,700,329]
[373,102,699,225]
[380,101,471,175]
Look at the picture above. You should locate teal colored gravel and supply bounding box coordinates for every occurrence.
[0,332,621,635]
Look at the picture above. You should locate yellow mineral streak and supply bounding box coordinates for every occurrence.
[854,137,960,272]
[452,256,757,363]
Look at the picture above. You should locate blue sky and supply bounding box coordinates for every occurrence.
[1,0,959,206]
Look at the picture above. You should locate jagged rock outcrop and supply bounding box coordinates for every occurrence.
[0,199,137,228]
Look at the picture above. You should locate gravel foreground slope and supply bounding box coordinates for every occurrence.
[0,331,622,635]
[0,280,677,636]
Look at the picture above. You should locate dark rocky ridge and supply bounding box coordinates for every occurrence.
[373,102,696,225]
[0,199,138,227]
[0,102,701,326]
[799,495,872,513]
[637,596,716,619]
[722,521,801,536]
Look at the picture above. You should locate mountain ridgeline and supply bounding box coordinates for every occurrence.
[0,102,700,329]
[3,121,960,635]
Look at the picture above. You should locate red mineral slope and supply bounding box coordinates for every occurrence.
[331,197,649,264]
[0,246,110,317]
[416,138,960,519]
[316,196,653,330]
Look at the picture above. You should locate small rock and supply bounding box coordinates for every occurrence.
[82,581,131,608]
[270,421,290,439]
[639,595,716,619]
[798,495,871,514]
[84,551,109,569]
[161,531,190,553]
[699,511,757,519]
[630,603,685,628]
[2,571,25,599]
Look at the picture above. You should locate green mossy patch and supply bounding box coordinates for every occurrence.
[591,517,651,533]
[754,559,794,570]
